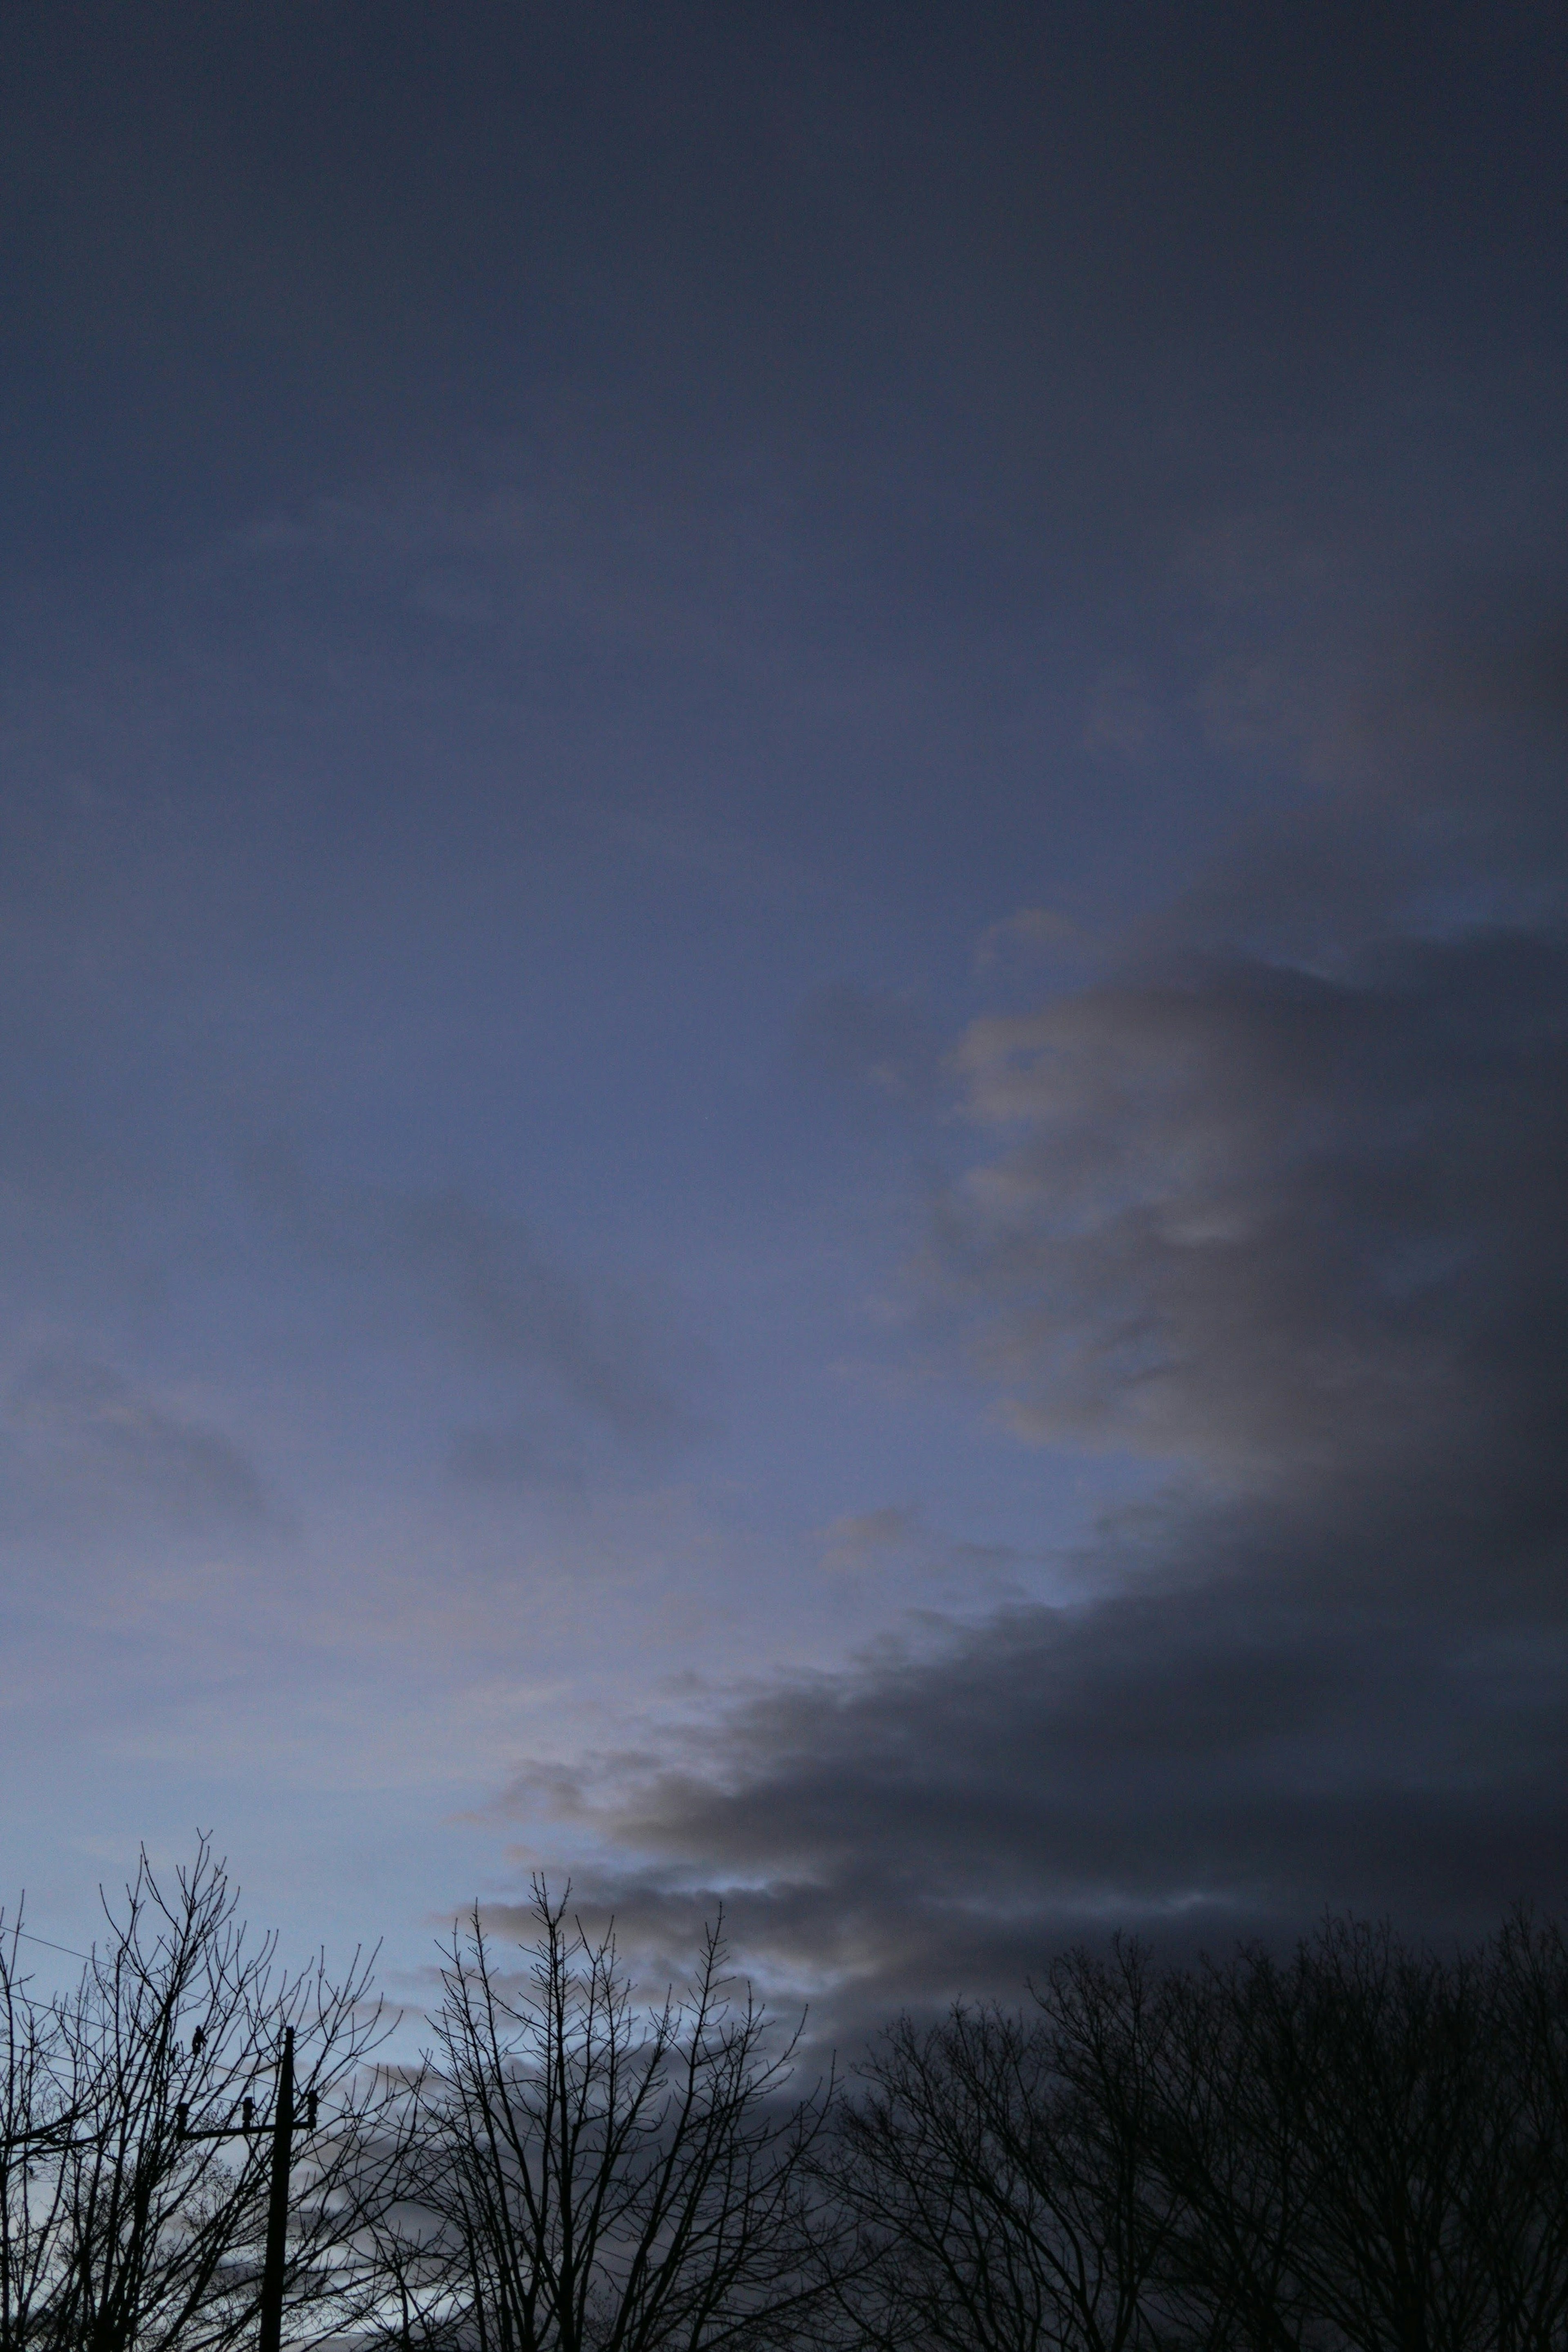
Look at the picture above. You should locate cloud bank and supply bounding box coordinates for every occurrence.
[506,590,1568,2034]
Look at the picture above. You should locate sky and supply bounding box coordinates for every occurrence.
[2,0,1566,2040]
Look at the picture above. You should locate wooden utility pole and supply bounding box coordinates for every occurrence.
[178,2022,318,2350]
[258,2025,295,2352]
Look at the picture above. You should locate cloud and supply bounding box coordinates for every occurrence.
[818,1505,920,1576]
[974,908,1084,972]
[793,983,939,1104]
[447,1424,588,1496]
[0,1350,274,1538]
[502,589,1568,2036]
[510,1541,1568,2042]
[245,1149,703,1461]
[944,929,1568,1489]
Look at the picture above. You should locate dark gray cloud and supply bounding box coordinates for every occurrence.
[514,1565,1568,2031]
[944,927,1568,1493]
[504,613,1568,2035]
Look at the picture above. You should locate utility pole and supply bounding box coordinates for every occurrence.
[258,2025,295,2352]
[178,2023,318,2350]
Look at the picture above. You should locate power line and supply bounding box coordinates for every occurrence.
[8,1926,91,1962]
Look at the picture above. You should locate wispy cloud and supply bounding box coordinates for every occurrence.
[0,1349,275,1538]
[817,1505,920,1576]
[245,1148,705,1465]
[793,983,940,1104]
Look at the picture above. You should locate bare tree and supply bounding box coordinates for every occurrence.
[1479,1909,1568,2352]
[0,1913,79,2350]
[0,1837,403,2352]
[826,1943,1183,2352]
[13,1851,1568,2352]
[382,1880,834,2352]
[1138,1946,1319,2352]
[828,1912,1568,2352]
[1152,1923,1527,2352]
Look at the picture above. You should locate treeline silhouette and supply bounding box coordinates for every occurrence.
[2,1842,1566,2352]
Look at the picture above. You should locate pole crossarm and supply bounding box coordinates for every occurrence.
[176,2090,318,2144]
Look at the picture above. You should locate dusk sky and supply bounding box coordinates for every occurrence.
[3,1,1566,2032]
